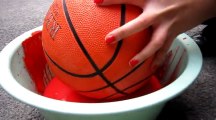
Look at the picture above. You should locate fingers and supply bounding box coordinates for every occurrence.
[150,35,175,71]
[94,0,144,6]
[93,0,152,44]
[105,13,156,44]
[94,0,126,5]
[129,24,170,68]
[93,0,175,70]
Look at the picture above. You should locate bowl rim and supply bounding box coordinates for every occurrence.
[0,26,202,114]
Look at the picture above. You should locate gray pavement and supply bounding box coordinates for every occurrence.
[0,0,216,120]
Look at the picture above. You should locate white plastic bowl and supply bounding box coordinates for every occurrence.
[0,26,202,120]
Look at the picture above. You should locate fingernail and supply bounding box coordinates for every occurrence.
[105,36,115,44]
[129,59,139,67]
[94,0,103,4]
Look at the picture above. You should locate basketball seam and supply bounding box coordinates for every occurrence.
[99,72,154,100]
[44,50,98,77]
[45,49,149,95]
[80,61,145,92]
[62,0,127,95]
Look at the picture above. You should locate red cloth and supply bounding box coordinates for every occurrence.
[22,31,47,94]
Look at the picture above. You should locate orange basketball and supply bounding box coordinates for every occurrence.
[42,0,154,100]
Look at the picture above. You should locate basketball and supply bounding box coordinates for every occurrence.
[42,0,154,100]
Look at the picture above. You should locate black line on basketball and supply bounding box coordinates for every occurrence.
[43,5,123,78]
[45,46,147,94]
[63,0,127,95]
[80,61,144,92]
[122,73,154,92]
[100,72,154,100]
[44,50,96,77]
[43,41,122,78]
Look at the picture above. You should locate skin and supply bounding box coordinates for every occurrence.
[94,0,216,71]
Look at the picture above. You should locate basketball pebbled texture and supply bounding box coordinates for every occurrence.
[42,0,154,100]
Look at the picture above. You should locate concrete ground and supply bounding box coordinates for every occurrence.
[0,0,216,120]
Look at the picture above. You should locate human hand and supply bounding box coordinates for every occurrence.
[94,0,216,71]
